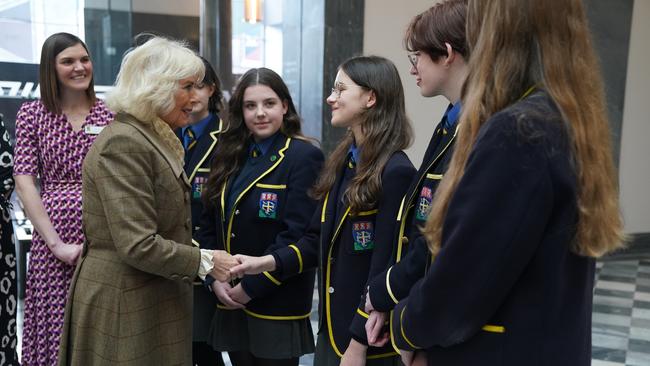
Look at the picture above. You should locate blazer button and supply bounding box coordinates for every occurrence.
[401,236,409,245]
[328,287,334,294]
[235,209,240,215]
[231,233,236,238]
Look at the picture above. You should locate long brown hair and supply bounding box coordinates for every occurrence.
[312,56,413,214]
[204,68,304,205]
[404,0,468,61]
[423,0,624,257]
[39,32,96,115]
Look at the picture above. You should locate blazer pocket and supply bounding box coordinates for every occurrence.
[347,210,378,255]
[254,183,287,221]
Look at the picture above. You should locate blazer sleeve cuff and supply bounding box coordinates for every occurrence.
[240,270,283,299]
[369,266,400,312]
[273,245,302,276]
[391,300,422,352]
[349,308,370,346]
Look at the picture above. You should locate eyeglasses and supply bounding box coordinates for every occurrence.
[330,82,364,99]
[407,52,419,67]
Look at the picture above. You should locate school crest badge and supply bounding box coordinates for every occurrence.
[352,221,374,251]
[192,176,207,199]
[259,192,278,219]
[415,186,433,221]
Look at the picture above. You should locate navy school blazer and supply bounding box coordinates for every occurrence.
[175,115,223,235]
[391,91,595,366]
[368,119,457,312]
[195,134,324,319]
[272,151,416,358]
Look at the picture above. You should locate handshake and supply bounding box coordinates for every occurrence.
[209,251,278,283]
[207,251,279,309]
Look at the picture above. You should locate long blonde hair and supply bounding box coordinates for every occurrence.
[423,0,624,257]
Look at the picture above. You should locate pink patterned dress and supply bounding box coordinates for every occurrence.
[13,99,113,365]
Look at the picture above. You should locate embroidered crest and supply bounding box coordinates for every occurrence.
[352,221,374,251]
[415,186,433,221]
[259,192,278,219]
[192,176,207,199]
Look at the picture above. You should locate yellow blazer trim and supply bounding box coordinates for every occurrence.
[220,183,227,219]
[188,119,223,181]
[216,305,311,320]
[386,267,399,304]
[425,173,443,180]
[390,309,400,355]
[367,351,399,360]
[197,168,210,173]
[356,308,369,319]
[482,324,505,333]
[263,271,282,285]
[356,209,378,216]
[399,306,421,349]
[396,196,406,220]
[325,206,352,357]
[288,244,303,274]
[224,137,292,253]
[396,217,408,262]
[400,125,458,227]
[255,183,287,189]
[191,238,200,247]
[321,192,329,223]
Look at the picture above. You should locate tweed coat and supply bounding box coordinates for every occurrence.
[58,113,202,366]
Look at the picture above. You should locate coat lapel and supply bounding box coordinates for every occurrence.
[118,113,190,188]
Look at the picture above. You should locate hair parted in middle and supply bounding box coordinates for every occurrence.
[107,36,204,123]
[404,0,469,61]
[204,67,305,205]
[311,55,413,214]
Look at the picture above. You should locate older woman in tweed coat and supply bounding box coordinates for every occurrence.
[58,37,238,366]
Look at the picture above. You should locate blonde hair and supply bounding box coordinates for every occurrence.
[107,36,205,161]
[424,0,624,258]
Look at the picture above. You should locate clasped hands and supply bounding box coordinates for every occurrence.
[208,252,277,308]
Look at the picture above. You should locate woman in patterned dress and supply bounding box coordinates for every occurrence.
[0,114,18,366]
[13,32,113,365]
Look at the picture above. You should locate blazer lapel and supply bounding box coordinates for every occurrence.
[220,134,292,219]
[187,117,223,181]
[118,113,190,188]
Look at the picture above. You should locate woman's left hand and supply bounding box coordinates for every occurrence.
[340,339,367,366]
[227,283,252,305]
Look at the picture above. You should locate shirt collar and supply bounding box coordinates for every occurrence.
[444,102,462,129]
[249,131,280,157]
[348,142,360,164]
[182,113,213,140]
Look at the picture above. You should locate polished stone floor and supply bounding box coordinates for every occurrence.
[15,259,650,365]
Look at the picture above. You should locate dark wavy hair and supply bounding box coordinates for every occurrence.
[204,68,304,205]
[312,56,413,214]
[198,56,224,115]
[404,0,468,61]
[39,32,96,114]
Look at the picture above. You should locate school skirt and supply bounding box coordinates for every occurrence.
[208,307,315,359]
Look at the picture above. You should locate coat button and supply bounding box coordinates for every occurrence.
[328,287,334,294]
[231,233,236,238]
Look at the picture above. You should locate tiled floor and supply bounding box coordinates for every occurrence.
[591,259,650,366]
[16,259,650,365]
